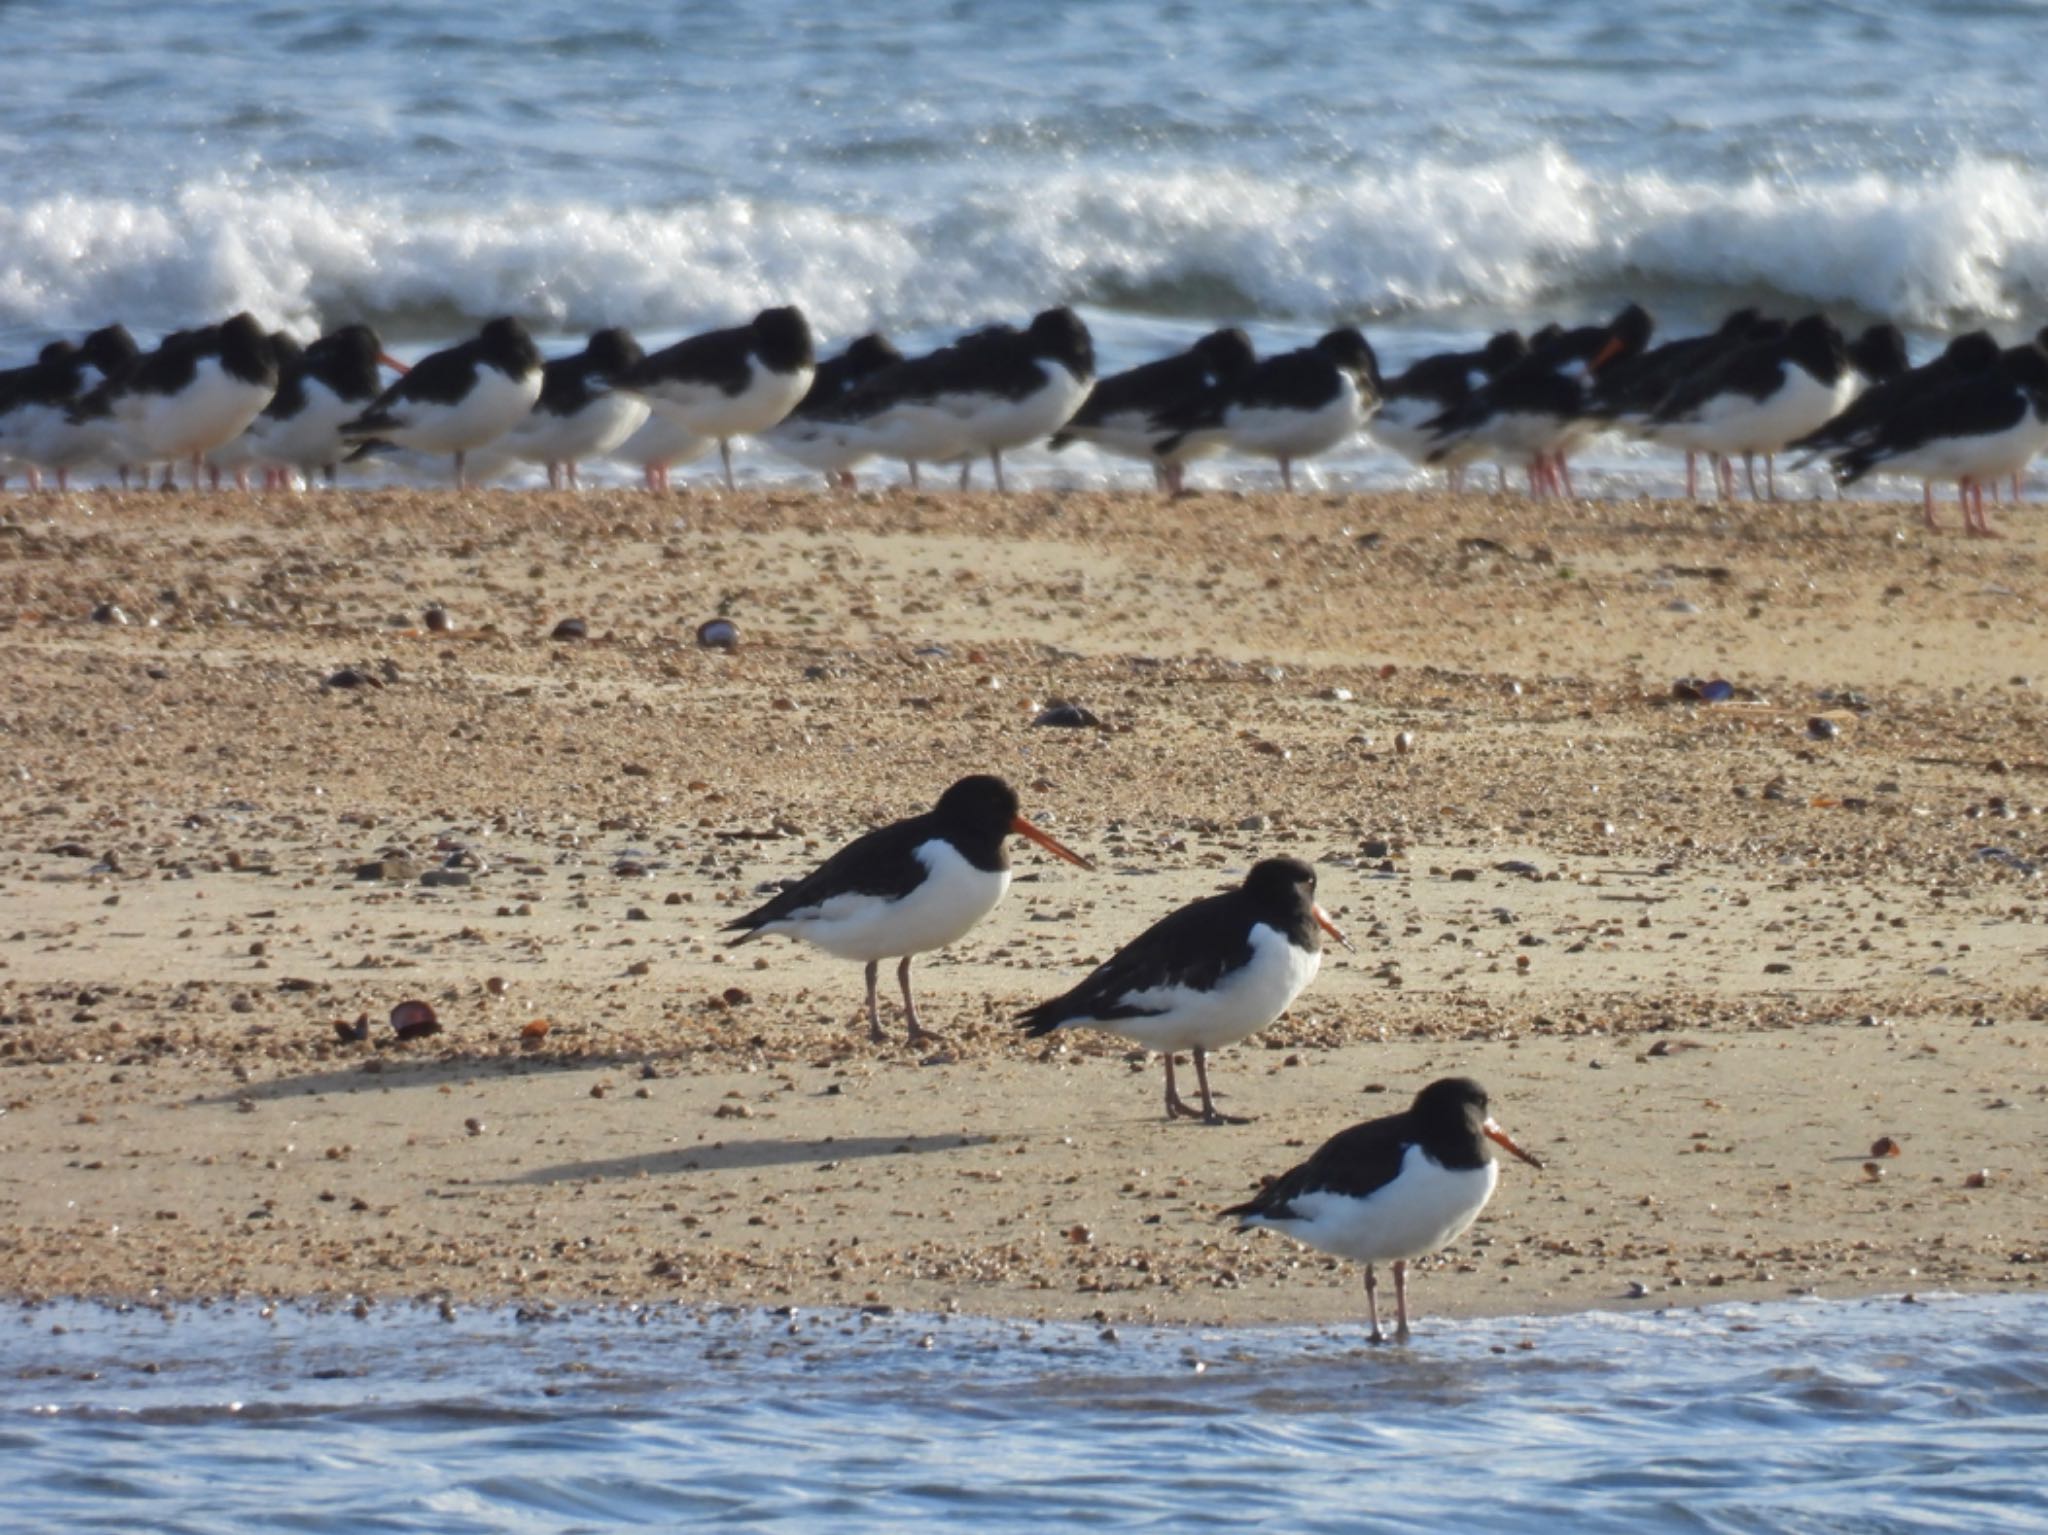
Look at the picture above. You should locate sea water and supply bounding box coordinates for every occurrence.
[7,1293,2046,1532]
[4,0,2048,490]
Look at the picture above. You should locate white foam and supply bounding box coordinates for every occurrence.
[4,156,2048,353]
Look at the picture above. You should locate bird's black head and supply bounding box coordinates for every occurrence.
[585,327,645,381]
[1193,327,1257,381]
[1944,330,2001,371]
[1784,314,1846,379]
[1238,856,1347,951]
[1408,1076,1544,1168]
[313,323,384,362]
[478,316,542,375]
[751,306,815,372]
[36,339,77,366]
[1715,306,1762,336]
[1848,323,1907,382]
[2000,342,2048,391]
[1315,328,1380,390]
[845,333,904,376]
[932,773,1020,832]
[270,331,305,370]
[219,312,280,386]
[1480,330,1529,374]
[1606,302,1655,356]
[1025,307,1094,380]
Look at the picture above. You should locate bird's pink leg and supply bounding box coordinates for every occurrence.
[453,451,467,490]
[862,959,884,1044]
[1765,453,1777,502]
[1364,1263,1386,1344]
[896,955,940,1046]
[1280,458,1295,494]
[1190,1047,1250,1126]
[1393,1259,1412,1339]
[1922,482,1940,531]
[2012,473,2023,502]
[1556,453,1576,499]
[719,439,735,491]
[1742,452,1759,501]
[1162,1054,1204,1121]
[1685,451,1697,500]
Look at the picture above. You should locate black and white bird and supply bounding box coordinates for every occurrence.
[759,332,905,489]
[724,775,1093,1046]
[1017,857,1350,1125]
[341,316,544,488]
[1182,328,1380,492]
[1785,329,2001,469]
[500,328,650,489]
[228,323,403,488]
[1366,330,1528,491]
[623,306,816,490]
[206,331,304,488]
[1425,304,1653,498]
[824,308,1096,492]
[0,325,141,489]
[105,314,280,490]
[1647,313,1853,500]
[1224,1076,1543,1342]
[1832,342,2048,536]
[1049,327,1255,493]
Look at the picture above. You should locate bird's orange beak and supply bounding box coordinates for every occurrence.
[1484,1116,1544,1169]
[1313,902,1354,952]
[1011,814,1093,870]
[379,352,412,374]
[1588,335,1627,373]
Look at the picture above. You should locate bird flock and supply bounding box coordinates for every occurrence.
[716,772,1543,1340]
[2,300,2045,528]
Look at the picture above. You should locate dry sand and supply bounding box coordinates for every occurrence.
[0,483,2042,1327]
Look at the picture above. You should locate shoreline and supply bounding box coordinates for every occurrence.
[0,486,2042,1326]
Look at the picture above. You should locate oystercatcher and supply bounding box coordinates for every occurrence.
[341,316,543,489]
[501,327,650,489]
[206,330,303,488]
[1832,341,2048,535]
[724,776,1093,1046]
[1648,313,1852,500]
[759,332,905,490]
[1224,1076,1543,1341]
[1180,328,1379,492]
[1049,326,1255,493]
[826,309,1095,492]
[110,314,280,490]
[1427,304,1652,497]
[1594,308,1777,498]
[1017,857,1350,1125]
[229,323,405,488]
[623,306,815,490]
[1786,329,2000,469]
[1366,330,1528,491]
[0,325,141,489]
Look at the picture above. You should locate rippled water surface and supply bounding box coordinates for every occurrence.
[8,1294,2046,1532]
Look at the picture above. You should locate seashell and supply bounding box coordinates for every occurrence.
[332,1014,370,1043]
[1870,1136,1901,1158]
[422,606,453,633]
[520,1018,551,1047]
[389,1000,441,1040]
[696,618,739,650]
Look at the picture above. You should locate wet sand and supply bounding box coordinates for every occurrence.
[0,484,2042,1325]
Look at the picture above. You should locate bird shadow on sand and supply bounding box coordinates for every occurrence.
[494,1133,993,1185]
[188,1046,673,1107]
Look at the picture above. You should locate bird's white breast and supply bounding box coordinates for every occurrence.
[1099,922,1320,1052]
[1254,1147,1499,1264]
[766,839,1010,962]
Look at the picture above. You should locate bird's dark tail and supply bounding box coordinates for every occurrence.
[1015,1004,1068,1039]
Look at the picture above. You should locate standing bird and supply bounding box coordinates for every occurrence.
[233,322,406,488]
[112,314,280,490]
[341,316,543,489]
[1366,330,1529,491]
[623,306,816,490]
[1647,313,1852,500]
[1185,328,1380,493]
[1785,329,2001,470]
[1049,326,1256,493]
[1224,1077,1543,1342]
[1018,858,1350,1125]
[0,325,141,489]
[500,327,650,489]
[823,309,1096,492]
[723,776,1093,1046]
[759,332,905,490]
[1832,342,2048,535]
[611,410,711,493]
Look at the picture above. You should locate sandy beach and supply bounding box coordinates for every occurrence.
[0,483,2041,1326]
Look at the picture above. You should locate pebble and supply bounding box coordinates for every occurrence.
[1033,701,1101,728]
[550,617,589,641]
[696,618,739,650]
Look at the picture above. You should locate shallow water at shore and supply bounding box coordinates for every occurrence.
[9,1294,2045,1532]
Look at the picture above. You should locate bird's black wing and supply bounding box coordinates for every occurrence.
[630,327,754,398]
[722,811,942,941]
[1017,890,1255,1035]
[1221,1114,1413,1220]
